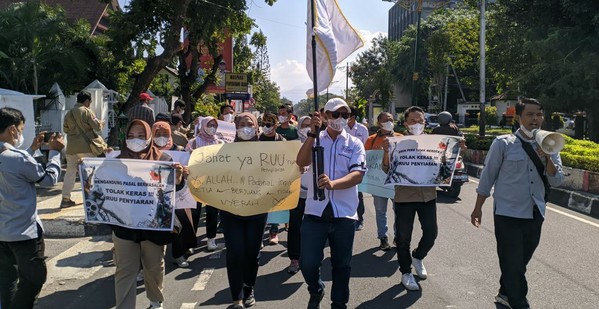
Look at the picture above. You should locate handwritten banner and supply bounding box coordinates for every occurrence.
[79,158,176,231]
[188,141,301,216]
[358,150,395,198]
[385,135,461,187]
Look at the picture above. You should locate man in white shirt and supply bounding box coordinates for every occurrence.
[345,106,369,231]
[296,98,367,309]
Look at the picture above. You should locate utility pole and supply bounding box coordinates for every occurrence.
[479,0,486,136]
[345,62,349,100]
[410,0,423,107]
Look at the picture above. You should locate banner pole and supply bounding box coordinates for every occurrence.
[310,0,325,201]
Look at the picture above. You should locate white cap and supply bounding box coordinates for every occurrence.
[324,98,350,112]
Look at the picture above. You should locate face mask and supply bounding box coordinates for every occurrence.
[278,116,288,123]
[223,114,235,123]
[408,123,425,135]
[519,125,535,138]
[237,127,256,140]
[153,136,169,147]
[126,138,149,152]
[13,128,24,148]
[298,127,311,140]
[380,121,394,132]
[262,126,274,135]
[328,118,347,132]
[205,127,217,136]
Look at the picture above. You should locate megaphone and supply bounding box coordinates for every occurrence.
[533,129,565,154]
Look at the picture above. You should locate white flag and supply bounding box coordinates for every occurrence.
[306,0,364,93]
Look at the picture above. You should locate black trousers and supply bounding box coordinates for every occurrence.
[495,207,544,309]
[172,209,197,259]
[357,192,365,224]
[0,229,46,309]
[287,198,306,260]
[221,212,267,301]
[393,200,438,274]
[191,203,219,240]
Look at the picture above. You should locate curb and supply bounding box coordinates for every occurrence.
[465,163,599,220]
[39,193,111,238]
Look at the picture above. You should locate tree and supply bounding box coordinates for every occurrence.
[0,2,100,94]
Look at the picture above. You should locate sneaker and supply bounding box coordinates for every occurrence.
[148,301,163,309]
[494,293,512,308]
[60,198,77,208]
[174,256,189,268]
[243,287,256,307]
[379,237,391,251]
[307,292,324,309]
[207,238,218,251]
[355,222,364,231]
[401,273,420,291]
[268,233,279,245]
[412,257,427,279]
[136,270,144,282]
[287,259,300,274]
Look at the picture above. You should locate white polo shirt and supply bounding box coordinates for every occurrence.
[345,122,369,145]
[305,129,367,220]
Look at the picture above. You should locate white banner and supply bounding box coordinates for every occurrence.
[79,158,176,231]
[385,135,462,187]
[358,150,395,198]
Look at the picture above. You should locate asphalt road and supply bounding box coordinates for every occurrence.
[37,180,599,309]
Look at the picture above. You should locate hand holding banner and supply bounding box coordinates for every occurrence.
[188,141,302,216]
[385,135,462,187]
[358,150,395,198]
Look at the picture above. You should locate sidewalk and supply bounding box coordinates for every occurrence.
[466,163,599,220]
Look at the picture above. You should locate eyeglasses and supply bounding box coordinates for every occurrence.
[262,123,274,128]
[331,111,350,119]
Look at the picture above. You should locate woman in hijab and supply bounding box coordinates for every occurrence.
[113,119,184,309]
[286,115,312,274]
[185,116,224,251]
[222,112,267,309]
[151,121,194,268]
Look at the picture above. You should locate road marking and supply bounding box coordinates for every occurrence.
[192,267,214,291]
[468,178,599,228]
[179,303,197,309]
[45,236,112,285]
[209,249,222,259]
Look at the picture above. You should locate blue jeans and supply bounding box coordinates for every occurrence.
[0,233,47,309]
[300,215,356,309]
[372,195,393,239]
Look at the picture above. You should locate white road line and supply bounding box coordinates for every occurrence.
[467,178,599,229]
[192,267,214,291]
[179,303,197,309]
[209,249,222,259]
[45,236,112,285]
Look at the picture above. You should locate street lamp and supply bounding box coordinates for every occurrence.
[479,0,486,137]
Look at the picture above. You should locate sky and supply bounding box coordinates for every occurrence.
[118,0,394,103]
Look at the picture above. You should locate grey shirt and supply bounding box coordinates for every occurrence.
[476,132,565,219]
[0,142,61,241]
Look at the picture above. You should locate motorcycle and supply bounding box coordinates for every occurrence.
[441,156,468,198]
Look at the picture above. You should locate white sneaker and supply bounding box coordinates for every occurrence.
[494,293,512,308]
[136,270,144,282]
[207,238,218,251]
[401,273,420,291]
[412,257,428,279]
[174,256,189,268]
[148,301,163,309]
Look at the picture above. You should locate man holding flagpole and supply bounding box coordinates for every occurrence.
[301,1,364,308]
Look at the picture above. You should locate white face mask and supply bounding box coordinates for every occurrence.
[278,116,288,124]
[262,126,274,135]
[237,127,256,140]
[328,118,347,132]
[223,114,235,123]
[153,136,169,147]
[13,128,24,148]
[408,123,425,135]
[298,127,311,140]
[380,121,395,132]
[126,138,149,152]
[205,126,217,136]
[519,125,535,138]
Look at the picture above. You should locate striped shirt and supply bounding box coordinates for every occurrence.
[127,103,155,126]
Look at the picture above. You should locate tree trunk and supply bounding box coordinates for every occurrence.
[123,0,192,112]
[587,105,599,143]
[191,54,222,101]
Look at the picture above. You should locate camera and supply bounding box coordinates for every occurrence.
[44,132,56,142]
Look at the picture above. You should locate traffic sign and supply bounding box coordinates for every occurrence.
[225,73,248,92]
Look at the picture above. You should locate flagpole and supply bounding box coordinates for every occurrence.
[310,0,325,201]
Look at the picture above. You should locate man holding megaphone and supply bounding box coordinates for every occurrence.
[470,98,565,309]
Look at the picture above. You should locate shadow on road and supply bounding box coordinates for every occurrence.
[355,283,421,309]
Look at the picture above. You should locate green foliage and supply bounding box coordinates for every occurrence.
[0,2,100,94]
[193,94,220,117]
[483,106,498,126]
[351,35,396,107]
[464,134,496,150]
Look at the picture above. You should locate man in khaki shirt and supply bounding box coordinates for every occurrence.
[381,106,437,292]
